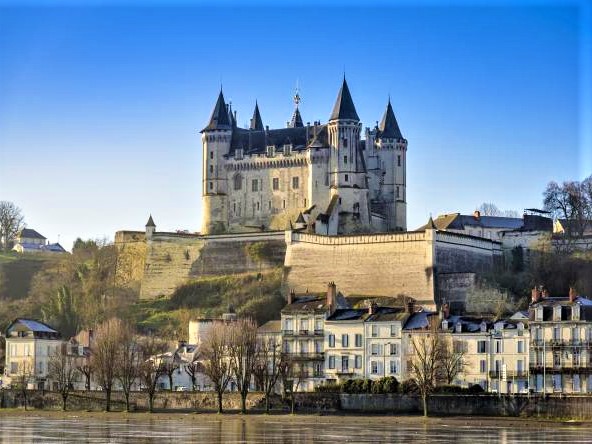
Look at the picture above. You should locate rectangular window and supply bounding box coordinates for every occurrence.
[389,343,398,356]
[283,200,286,209]
[553,351,561,367]
[355,334,362,347]
[371,325,378,337]
[344,174,349,182]
[209,165,214,173]
[315,318,323,331]
[574,374,581,392]
[24,345,29,356]
[10,362,17,373]
[389,360,398,374]
[292,177,299,189]
[252,179,259,192]
[396,186,400,198]
[272,178,279,191]
[477,341,487,353]
[494,340,502,354]
[343,138,348,148]
[397,155,401,167]
[371,343,380,355]
[517,359,524,373]
[210,151,214,159]
[517,340,524,354]
[209,182,213,190]
[371,361,379,374]
[341,356,349,371]
[315,340,322,353]
[553,326,561,340]
[328,334,335,348]
[553,374,562,392]
[328,355,335,369]
[390,325,398,337]
[355,355,362,369]
[342,334,349,347]
[344,155,348,164]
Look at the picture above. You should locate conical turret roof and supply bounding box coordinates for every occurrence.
[146,214,156,227]
[228,102,237,128]
[202,90,231,132]
[330,77,359,121]
[289,107,304,128]
[378,99,403,139]
[250,101,263,130]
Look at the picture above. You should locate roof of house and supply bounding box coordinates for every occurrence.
[257,320,281,333]
[417,213,523,231]
[250,102,264,131]
[44,243,66,253]
[365,307,409,323]
[6,318,61,338]
[281,292,349,314]
[327,308,368,321]
[330,77,359,121]
[403,311,437,330]
[17,228,46,240]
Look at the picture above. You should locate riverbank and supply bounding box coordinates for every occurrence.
[0,408,589,428]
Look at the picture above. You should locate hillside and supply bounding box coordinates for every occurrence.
[0,251,52,300]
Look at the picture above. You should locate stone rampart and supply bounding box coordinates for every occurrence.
[138,231,286,299]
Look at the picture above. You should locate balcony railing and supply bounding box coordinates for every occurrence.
[287,352,324,361]
[488,370,528,378]
[336,368,355,376]
[532,339,592,348]
[282,329,323,337]
[530,365,592,374]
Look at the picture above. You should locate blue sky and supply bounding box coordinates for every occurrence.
[0,1,590,250]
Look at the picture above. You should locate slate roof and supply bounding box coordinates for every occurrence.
[146,215,156,227]
[18,228,46,240]
[250,102,264,131]
[281,292,349,314]
[229,125,328,156]
[257,320,281,333]
[329,78,359,121]
[290,107,304,128]
[403,311,437,330]
[6,318,61,338]
[417,213,523,231]
[202,91,231,132]
[45,243,66,253]
[377,99,403,139]
[327,308,368,321]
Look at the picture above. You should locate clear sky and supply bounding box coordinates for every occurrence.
[1,0,591,251]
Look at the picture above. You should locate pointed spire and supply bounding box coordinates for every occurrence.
[146,214,156,228]
[250,101,263,131]
[228,102,237,128]
[426,216,437,230]
[202,90,231,132]
[378,98,403,139]
[289,107,304,128]
[329,77,359,121]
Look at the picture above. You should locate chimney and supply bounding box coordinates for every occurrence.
[406,299,415,314]
[542,287,550,299]
[88,329,94,347]
[473,210,481,220]
[327,282,337,311]
[569,287,577,303]
[288,289,295,305]
[531,287,541,304]
[368,301,378,315]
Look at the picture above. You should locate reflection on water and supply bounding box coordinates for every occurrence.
[0,414,589,443]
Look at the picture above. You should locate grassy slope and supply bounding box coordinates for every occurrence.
[0,251,52,300]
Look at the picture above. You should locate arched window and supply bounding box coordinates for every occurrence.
[233,173,243,191]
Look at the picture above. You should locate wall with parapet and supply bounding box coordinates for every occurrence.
[137,231,286,299]
[285,230,502,308]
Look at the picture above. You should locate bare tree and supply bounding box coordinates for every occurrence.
[48,346,79,411]
[477,202,520,218]
[162,357,180,391]
[280,356,305,415]
[114,324,141,411]
[138,337,168,413]
[12,359,34,410]
[408,331,443,417]
[439,338,467,385]
[76,359,93,391]
[91,318,123,411]
[184,360,201,391]
[201,321,233,413]
[228,318,258,414]
[254,335,285,413]
[0,201,25,251]
[544,177,592,239]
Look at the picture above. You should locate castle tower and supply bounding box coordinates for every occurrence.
[376,98,407,230]
[201,90,232,234]
[288,88,304,128]
[145,214,156,240]
[250,101,264,130]
[327,78,370,232]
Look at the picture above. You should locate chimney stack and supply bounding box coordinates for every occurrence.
[569,287,577,303]
[442,303,450,319]
[368,301,378,315]
[542,287,550,299]
[288,289,295,305]
[327,282,337,312]
[406,299,415,314]
[473,210,481,220]
[531,287,542,304]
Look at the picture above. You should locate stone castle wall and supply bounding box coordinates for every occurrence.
[114,231,146,291]
[136,231,286,299]
[285,230,502,308]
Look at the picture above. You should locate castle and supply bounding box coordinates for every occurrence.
[201,78,407,235]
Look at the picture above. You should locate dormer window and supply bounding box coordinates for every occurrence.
[266,145,275,157]
[573,304,581,321]
[284,144,292,155]
[455,323,462,333]
[517,322,524,336]
[442,320,448,331]
[480,321,487,332]
[554,305,562,321]
[535,306,543,321]
[235,148,244,160]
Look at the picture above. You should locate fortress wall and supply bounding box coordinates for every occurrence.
[114,231,146,290]
[434,231,503,310]
[284,231,436,307]
[139,231,286,299]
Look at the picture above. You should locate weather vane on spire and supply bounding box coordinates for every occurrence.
[293,79,301,107]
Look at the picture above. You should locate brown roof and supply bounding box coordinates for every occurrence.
[258,320,281,333]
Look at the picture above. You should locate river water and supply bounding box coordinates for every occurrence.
[0,414,589,443]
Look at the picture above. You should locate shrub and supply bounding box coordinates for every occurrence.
[371,379,383,394]
[380,376,399,394]
[434,384,464,394]
[399,379,418,394]
[314,382,341,393]
[341,379,354,393]
[350,379,365,394]
[467,383,485,394]
[361,379,373,394]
